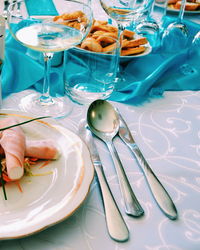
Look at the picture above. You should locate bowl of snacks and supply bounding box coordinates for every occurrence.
[54,14,152,62]
[77,20,152,62]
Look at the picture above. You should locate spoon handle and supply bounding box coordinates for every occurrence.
[107,141,144,217]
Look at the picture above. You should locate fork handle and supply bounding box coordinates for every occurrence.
[129,143,178,220]
[95,164,129,242]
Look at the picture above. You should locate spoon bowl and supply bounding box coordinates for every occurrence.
[87,99,144,217]
[87,100,119,140]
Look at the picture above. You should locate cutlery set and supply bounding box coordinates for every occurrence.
[78,99,177,242]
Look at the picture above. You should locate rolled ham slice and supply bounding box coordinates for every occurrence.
[25,139,59,160]
[0,118,25,180]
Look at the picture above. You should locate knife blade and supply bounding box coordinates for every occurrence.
[116,110,178,220]
[78,120,129,242]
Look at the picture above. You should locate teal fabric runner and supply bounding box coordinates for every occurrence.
[2,15,200,105]
[25,0,58,16]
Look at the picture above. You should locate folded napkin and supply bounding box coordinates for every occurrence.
[1,15,200,105]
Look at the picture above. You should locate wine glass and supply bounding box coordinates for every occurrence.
[7,0,93,117]
[135,0,160,48]
[161,0,188,53]
[99,0,153,88]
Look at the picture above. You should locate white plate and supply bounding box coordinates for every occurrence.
[155,2,200,14]
[0,111,94,240]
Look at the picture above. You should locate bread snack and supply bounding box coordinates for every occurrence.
[82,20,148,56]
[53,10,89,30]
[53,12,149,56]
[167,0,200,10]
[81,37,103,52]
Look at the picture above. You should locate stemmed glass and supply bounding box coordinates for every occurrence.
[135,0,160,48]
[161,0,188,53]
[99,0,153,88]
[7,0,93,117]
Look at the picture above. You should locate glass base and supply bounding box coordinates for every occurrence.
[136,21,160,34]
[114,71,133,91]
[66,84,114,105]
[19,93,73,118]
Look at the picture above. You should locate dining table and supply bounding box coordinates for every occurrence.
[0,0,200,249]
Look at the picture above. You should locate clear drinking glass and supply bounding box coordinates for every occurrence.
[99,0,153,86]
[64,35,119,105]
[7,0,93,117]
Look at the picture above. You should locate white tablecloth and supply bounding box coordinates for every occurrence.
[0,90,200,250]
[0,0,200,249]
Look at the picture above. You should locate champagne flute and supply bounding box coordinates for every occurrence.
[161,0,188,53]
[7,0,93,117]
[99,0,152,88]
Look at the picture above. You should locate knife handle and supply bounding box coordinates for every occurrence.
[95,164,129,242]
[129,143,178,220]
[107,141,144,217]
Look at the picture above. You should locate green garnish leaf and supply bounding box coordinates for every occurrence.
[0,116,51,131]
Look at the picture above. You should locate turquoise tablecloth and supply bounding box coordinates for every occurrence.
[2,16,200,105]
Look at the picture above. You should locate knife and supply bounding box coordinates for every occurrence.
[78,120,129,242]
[116,111,178,220]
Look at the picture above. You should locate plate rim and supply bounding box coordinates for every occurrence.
[0,110,94,240]
[73,40,152,61]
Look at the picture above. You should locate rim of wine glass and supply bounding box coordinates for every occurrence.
[7,0,94,51]
[99,0,154,18]
[7,0,93,22]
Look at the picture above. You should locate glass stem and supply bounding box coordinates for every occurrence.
[162,0,169,20]
[178,0,186,23]
[147,0,154,20]
[117,22,125,62]
[40,52,54,104]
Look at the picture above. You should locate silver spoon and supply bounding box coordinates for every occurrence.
[87,99,144,217]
